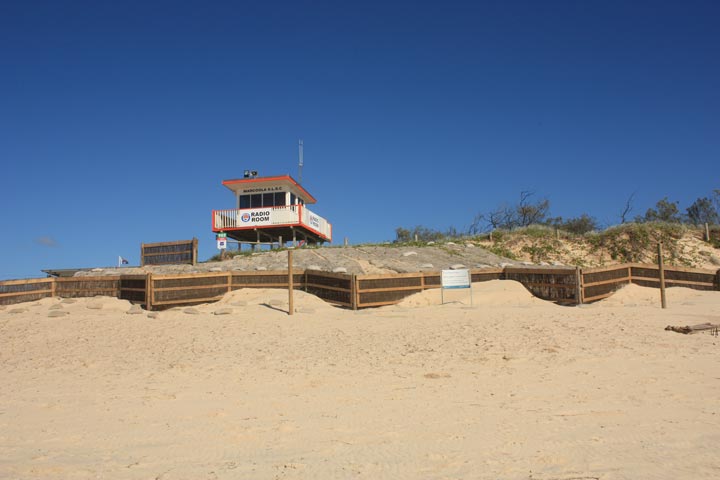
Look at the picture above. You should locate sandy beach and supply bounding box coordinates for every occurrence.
[1,281,719,479]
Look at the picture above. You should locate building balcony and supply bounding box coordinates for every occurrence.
[212,205,332,244]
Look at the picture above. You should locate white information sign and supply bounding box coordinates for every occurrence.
[217,238,227,250]
[441,269,471,289]
[441,269,472,305]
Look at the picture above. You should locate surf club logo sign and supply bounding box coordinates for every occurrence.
[241,210,271,224]
[309,213,320,229]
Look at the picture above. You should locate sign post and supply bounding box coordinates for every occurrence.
[288,250,294,316]
[441,269,472,305]
[216,233,227,260]
[658,242,667,309]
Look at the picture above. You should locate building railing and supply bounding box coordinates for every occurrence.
[212,205,332,240]
[301,207,332,239]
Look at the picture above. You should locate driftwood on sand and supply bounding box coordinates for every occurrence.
[665,323,720,335]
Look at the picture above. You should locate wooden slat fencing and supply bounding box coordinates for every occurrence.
[581,265,632,303]
[146,270,338,310]
[579,263,719,303]
[1,264,718,310]
[141,238,198,266]
[630,264,718,291]
[353,269,505,308]
[0,277,55,306]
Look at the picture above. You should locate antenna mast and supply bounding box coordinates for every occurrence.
[298,139,304,183]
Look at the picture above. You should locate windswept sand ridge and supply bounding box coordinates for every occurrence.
[1,284,719,479]
[396,279,556,308]
[75,243,522,277]
[214,287,337,312]
[592,283,716,308]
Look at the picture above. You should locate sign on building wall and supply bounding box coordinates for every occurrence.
[240,209,273,226]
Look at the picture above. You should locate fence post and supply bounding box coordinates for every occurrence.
[288,250,294,316]
[351,274,358,310]
[575,266,583,305]
[145,273,153,311]
[658,243,667,309]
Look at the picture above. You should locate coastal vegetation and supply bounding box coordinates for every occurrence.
[392,190,720,268]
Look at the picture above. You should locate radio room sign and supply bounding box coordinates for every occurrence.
[240,209,273,225]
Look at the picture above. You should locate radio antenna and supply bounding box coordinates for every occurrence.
[298,139,304,184]
[298,139,303,183]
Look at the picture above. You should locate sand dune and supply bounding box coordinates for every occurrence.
[1,284,719,479]
[397,279,555,308]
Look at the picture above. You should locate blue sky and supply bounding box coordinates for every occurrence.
[1,0,719,279]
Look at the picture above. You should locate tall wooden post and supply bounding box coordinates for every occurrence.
[575,266,583,305]
[145,273,153,311]
[288,250,294,315]
[351,274,357,310]
[705,223,710,242]
[658,242,667,309]
[192,237,198,265]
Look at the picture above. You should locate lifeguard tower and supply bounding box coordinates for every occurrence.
[211,173,332,248]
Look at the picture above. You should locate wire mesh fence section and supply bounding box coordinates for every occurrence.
[0,278,54,305]
[305,271,353,307]
[54,277,120,298]
[119,275,147,304]
[504,267,578,304]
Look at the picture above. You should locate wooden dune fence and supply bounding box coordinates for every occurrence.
[0,276,148,307]
[580,263,719,303]
[353,269,504,308]
[146,271,306,310]
[141,238,198,266]
[2,264,719,310]
[504,267,580,305]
